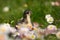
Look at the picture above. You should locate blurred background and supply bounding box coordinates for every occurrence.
[0,0,60,31]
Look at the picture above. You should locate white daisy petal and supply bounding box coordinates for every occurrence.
[56,31,60,39]
[47,17,54,24]
[3,6,9,12]
[47,25,57,31]
[45,14,51,19]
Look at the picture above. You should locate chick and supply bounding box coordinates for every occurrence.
[16,10,32,30]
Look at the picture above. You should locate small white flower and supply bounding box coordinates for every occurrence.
[47,17,54,24]
[0,23,11,34]
[47,25,57,31]
[30,34,35,39]
[24,31,35,39]
[0,23,12,40]
[25,33,35,39]
[45,14,51,19]
[51,2,55,6]
[46,25,57,34]
[56,31,60,39]
[24,4,28,7]
[3,6,9,12]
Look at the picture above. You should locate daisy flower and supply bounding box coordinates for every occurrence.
[51,2,55,6]
[3,6,9,12]
[0,23,12,40]
[45,14,51,19]
[56,31,60,39]
[24,31,36,40]
[47,25,57,31]
[0,23,11,34]
[47,25,57,34]
[47,17,54,24]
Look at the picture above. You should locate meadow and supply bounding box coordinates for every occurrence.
[0,0,60,40]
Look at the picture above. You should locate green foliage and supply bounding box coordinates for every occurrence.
[0,0,60,27]
[45,34,58,40]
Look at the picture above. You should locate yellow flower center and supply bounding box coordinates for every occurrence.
[31,35,35,39]
[50,26,53,29]
[0,28,6,32]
